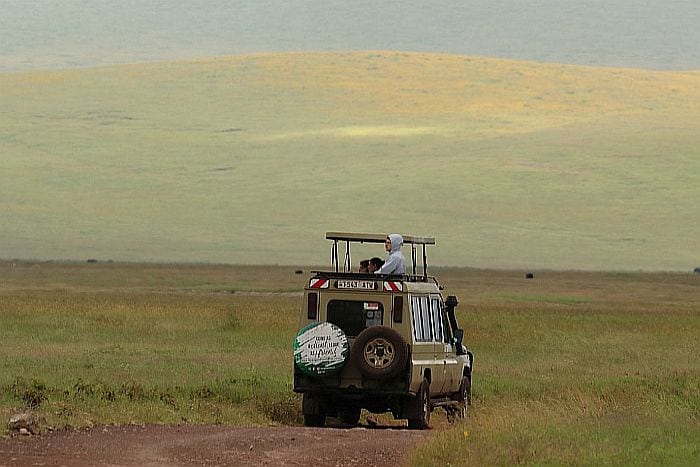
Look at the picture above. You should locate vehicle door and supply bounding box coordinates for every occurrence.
[432,295,461,394]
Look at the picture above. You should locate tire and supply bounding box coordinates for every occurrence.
[456,375,471,418]
[303,413,326,427]
[294,322,349,377]
[350,326,408,380]
[407,378,431,429]
[338,406,361,426]
[302,393,326,427]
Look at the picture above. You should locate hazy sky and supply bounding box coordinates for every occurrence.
[2,0,699,71]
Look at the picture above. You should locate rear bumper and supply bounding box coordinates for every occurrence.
[293,364,410,397]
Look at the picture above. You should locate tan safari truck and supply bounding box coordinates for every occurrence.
[292,232,473,429]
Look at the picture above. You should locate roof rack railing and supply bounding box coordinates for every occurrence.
[326,232,435,245]
[325,232,435,278]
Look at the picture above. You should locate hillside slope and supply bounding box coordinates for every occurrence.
[1,52,698,269]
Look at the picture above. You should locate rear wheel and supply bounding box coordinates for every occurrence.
[338,406,361,426]
[302,393,326,427]
[303,413,326,427]
[407,378,431,429]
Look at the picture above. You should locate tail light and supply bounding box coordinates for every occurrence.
[392,296,403,323]
[307,292,318,320]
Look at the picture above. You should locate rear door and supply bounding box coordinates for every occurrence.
[432,296,461,394]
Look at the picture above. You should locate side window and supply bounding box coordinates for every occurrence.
[419,296,432,341]
[411,296,422,341]
[430,297,443,342]
[411,295,432,342]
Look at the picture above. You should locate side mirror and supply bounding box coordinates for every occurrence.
[446,295,459,307]
[453,328,466,355]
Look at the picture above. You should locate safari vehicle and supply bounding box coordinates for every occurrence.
[293,232,473,429]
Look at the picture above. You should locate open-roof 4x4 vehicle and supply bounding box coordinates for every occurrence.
[293,232,473,429]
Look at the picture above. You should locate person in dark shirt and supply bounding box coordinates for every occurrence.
[367,257,385,273]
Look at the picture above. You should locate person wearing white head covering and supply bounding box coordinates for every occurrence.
[375,234,406,274]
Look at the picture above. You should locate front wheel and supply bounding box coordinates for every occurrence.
[456,375,471,418]
[407,377,431,429]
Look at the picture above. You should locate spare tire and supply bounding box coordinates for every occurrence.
[293,322,349,377]
[350,326,408,380]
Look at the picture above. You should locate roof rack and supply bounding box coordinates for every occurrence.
[326,232,435,245]
[325,232,435,277]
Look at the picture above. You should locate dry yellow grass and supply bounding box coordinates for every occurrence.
[246,51,700,124]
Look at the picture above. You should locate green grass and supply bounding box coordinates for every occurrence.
[1,52,699,270]
[0,290,302,427]
[1,261,698,464]
[411,269,700,465]
[414,399,698,466]
[0,262,307,430]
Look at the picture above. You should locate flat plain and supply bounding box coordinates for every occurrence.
[0,261,697,465]
[2,52,699,270]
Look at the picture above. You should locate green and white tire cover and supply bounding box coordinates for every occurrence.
[293,322,349,376]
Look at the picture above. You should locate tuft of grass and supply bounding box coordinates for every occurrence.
[8,378,49,409]
[254,392,303,426]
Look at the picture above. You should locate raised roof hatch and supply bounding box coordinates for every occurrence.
[325,232,435,245]
[325,232,435,277]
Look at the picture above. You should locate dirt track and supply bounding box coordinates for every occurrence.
[0,424,428,466]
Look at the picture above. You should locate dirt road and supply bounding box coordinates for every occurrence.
[0,424,428,466]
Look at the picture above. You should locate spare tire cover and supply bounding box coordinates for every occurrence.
[293,322,349,376]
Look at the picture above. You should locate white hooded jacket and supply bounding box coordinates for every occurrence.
[375,234,406,275]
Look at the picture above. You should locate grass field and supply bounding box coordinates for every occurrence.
[1,52,699,270]
[1,261,698,464]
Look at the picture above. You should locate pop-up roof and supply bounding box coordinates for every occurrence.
[325,232,435,245]
[325,232,436,277]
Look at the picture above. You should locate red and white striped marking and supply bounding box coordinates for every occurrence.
[309,278,330,289]
[383,281,403,292]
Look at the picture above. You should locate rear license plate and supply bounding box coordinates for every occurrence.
[336,280,375,290]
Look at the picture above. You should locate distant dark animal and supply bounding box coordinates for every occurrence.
[295,269,303,275]
[694,267,700,275]
[87,259,98,264]
[525,272,534,279]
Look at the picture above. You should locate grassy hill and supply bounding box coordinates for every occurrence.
[1,52,698,270]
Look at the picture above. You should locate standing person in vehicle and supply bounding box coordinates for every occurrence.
[375,234,406,275]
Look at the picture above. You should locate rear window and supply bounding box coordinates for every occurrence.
[327,300,384,337]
